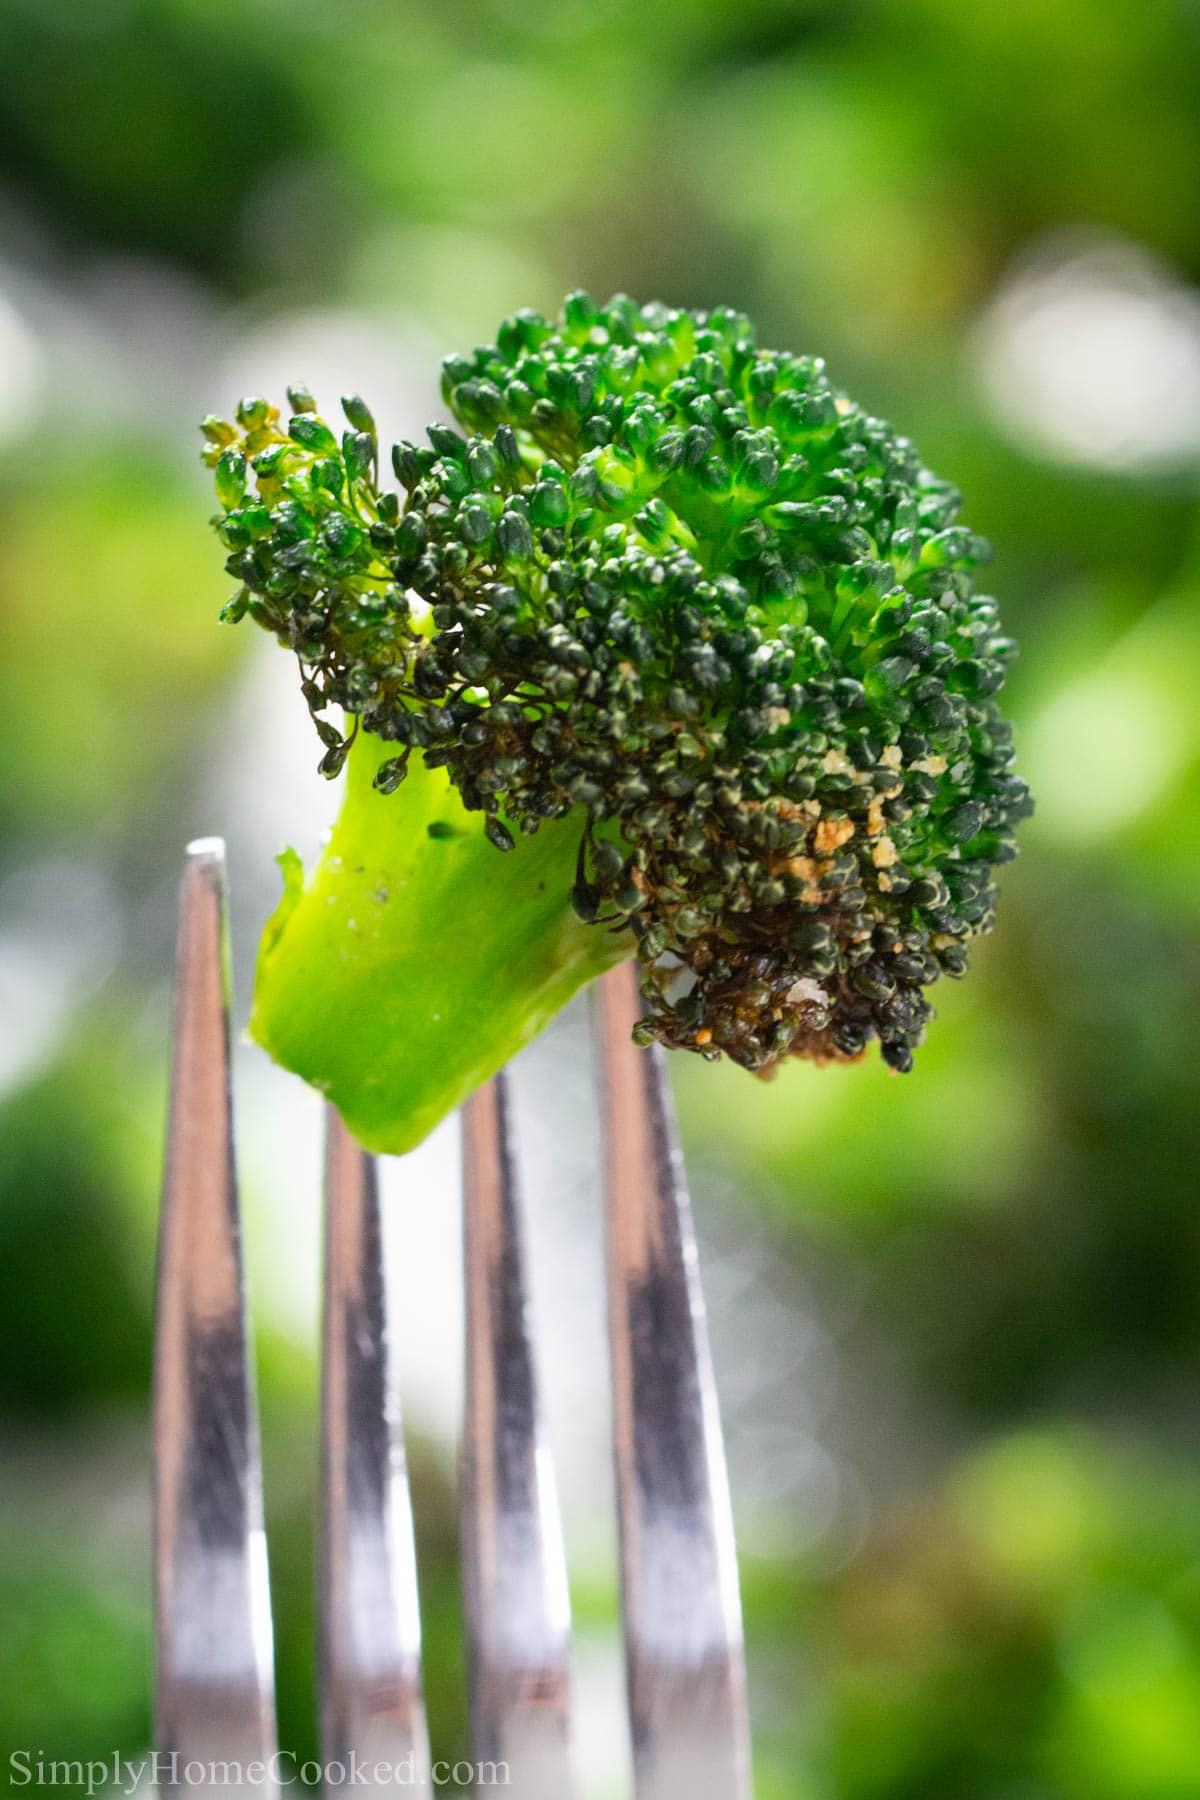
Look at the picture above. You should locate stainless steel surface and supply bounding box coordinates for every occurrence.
[155,844,753,1794]
[319,1108,432,1792]
[596,961,753,1800]
[459,1076,575,1797]
[154,838,278,1796]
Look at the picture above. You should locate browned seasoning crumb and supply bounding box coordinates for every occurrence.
[814,816,855,854]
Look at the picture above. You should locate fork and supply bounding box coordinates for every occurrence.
[154,837,752,1797]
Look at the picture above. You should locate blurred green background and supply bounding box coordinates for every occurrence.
[3,1,1200,1795]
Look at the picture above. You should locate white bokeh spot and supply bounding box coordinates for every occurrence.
[977,232,1200,475]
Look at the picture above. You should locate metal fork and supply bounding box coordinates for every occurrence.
[154,837,752,1797]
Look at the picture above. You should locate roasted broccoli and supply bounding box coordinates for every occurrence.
[203,292,1031,1151]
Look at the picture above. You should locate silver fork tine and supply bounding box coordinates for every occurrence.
[319,1108,431,1793]
[595,962,753,1800]
[460,1075,576,1797]
[154,838,279,1797]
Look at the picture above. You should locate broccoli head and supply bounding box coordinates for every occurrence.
[204,292,1031,1147]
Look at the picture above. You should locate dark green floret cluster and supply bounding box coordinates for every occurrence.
[203,292,1031,1075]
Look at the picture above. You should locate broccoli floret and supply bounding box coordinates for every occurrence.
[204,292,1031,1148]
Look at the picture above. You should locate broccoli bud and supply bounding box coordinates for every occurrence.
[204,294,1031,1142]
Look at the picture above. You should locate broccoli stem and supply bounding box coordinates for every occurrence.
[250,731,634,1153]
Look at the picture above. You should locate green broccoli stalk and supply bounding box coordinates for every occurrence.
[203,292,1031,1153]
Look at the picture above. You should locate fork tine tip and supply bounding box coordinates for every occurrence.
[185,834,226,862]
